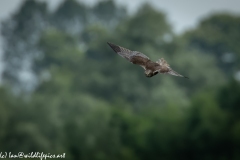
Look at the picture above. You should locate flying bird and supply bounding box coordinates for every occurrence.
[107,42,188,78]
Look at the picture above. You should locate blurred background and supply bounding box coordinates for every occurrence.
[0,0,240,159]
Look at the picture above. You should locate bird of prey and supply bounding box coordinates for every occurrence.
[107,42,188,78]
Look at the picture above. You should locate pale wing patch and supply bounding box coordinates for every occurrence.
[156,58,170,67]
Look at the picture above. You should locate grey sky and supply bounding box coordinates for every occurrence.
[0,0,240,80]
[42,0,240,33]
[0,0,240,33]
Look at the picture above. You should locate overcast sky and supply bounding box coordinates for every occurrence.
[0,0,240,79]
[0,0,240,33]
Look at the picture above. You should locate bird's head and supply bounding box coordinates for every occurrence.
[145,70,153,77]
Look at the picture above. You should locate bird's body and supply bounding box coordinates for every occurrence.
[107,42,188,78]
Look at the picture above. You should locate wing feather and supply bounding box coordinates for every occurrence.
[156,58,169,67]
[107,42,132,60]
[107,42,150,69]
[167,69,189,79]
[107,42,189,79]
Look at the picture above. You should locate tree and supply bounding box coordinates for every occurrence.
[116,4,172,52]
[1,0,48,92]
[52,0,88,35]
[218,79,240,116]
[91,0,127,28]
[184,14,240,76]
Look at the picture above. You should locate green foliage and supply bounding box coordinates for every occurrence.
[92,0,127,28]
[218,79,240,113]
[0,0,240,160]
[116,4,172,50]
[170,48,227,92]
[52,0,88,34]
[184,14,240,76]
[1,0,48,88]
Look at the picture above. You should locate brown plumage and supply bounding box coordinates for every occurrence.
[107,42,188,78]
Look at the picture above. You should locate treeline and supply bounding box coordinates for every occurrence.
[0,0,240,159]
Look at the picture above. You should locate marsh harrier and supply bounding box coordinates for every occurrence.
[107,42,188,78]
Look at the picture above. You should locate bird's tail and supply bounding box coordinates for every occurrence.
[168,69,189,79]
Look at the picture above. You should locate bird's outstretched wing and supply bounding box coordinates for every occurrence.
[107,42,150,69]
[167,69,189,79]
[156,58,169,67]
[156,58,189,79]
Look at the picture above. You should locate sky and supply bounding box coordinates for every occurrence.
[41,0,240,33]
[0,0,240,33]
[0,0,240,80]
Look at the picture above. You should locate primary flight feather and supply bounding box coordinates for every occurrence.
[107,42,188,78]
